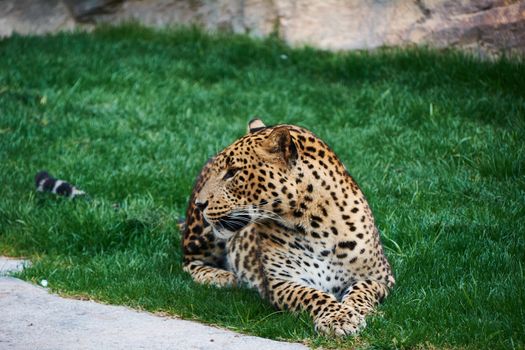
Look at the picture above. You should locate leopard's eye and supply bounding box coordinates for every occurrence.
[223,168,240,180]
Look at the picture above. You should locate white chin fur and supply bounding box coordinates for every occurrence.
[212,227,235,240]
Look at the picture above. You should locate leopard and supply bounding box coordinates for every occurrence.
[182,119,395,336]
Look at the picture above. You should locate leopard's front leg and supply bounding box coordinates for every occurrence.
[183,260,236,287]
[182,208,236,288]
[183,224,236,288]
[267,278,362,337]
[340,279,390,327]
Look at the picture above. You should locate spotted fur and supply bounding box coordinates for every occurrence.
[182,120,394,336]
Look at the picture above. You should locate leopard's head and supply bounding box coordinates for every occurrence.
[194,119,298,239]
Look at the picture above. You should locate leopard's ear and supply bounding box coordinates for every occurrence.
[247,118,266,133]
[262,127,297,167]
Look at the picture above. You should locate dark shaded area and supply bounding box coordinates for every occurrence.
[64,0,124,22]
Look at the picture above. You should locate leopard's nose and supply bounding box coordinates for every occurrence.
[195,200,208,211]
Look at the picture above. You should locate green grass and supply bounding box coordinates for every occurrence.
[1,24,524,349]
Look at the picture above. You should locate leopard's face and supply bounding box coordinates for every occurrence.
[195,127,297,239]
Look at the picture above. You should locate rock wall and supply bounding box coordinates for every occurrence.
[1,0,524,57]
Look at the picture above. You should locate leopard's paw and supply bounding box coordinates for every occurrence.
[183,262,237,287]
[210,270,237,287]
[314,304,366,337]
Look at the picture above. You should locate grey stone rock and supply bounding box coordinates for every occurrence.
[0,0,76,37]
[0,257,29,276]
[0,0,523,58]
[0,256,308,350]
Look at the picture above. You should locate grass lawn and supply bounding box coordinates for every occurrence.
[1,25,524,349]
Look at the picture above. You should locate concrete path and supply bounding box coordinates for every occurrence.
[0,257,308,350]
